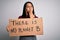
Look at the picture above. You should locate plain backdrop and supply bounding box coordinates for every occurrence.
[0,0,60,40]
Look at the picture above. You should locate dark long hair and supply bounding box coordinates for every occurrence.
[22,1,35,18]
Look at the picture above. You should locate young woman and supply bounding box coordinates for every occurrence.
[18,1,38,40]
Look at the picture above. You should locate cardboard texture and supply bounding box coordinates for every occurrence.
[7,18,43,36]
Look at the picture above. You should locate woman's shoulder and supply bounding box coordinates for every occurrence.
[18,16,22,19]
[35,15,38,18]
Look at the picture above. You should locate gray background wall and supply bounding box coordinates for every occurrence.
[0,0,60,40]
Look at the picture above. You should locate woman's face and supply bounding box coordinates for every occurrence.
[26,3,33,13]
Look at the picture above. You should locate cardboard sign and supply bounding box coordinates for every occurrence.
[7,18,43,36]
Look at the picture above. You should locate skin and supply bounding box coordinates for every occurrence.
[25,3,35,18]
